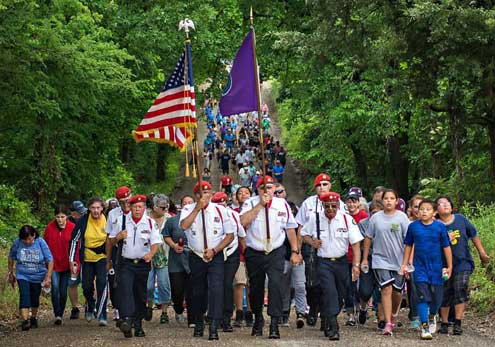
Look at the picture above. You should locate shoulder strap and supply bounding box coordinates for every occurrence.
[231,212,239,233]
[148,217,153,230]
[215,206,223,224]
[315,196,321,240]
[121,213,126,231]
[343,214,349,231]
[284,201,290,223]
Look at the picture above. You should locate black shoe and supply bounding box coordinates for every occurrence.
[245,311,254,327]
[144,307,153,321]
[193,321,204,337]
[119,320,132,338]
[21,320,30,331]
[251,315,264,336]
[328,317,340,341]
[269,318,280,339]
[439,323,449,334]
[296,312,305,329]
[378,320,386,331]
[453,322,463,335]
[358,309,367,325]
[70,307,80,320]
[222,316,233,332]
[29,317,38,329]
[134,328,146,337]
[209,320,219,340]
[233,310,243,328]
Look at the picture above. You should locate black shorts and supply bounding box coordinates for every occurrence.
[373,269,405,291]
[442,270,471,306]
[415,282,443,305]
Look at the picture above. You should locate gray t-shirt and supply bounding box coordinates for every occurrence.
[366,210,410,271]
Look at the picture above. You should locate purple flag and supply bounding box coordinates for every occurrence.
[219,31,258,116]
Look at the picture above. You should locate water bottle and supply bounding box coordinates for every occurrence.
[442,268,449,281]
[178,237,184,247]
[361,264,369,274]
[41,281,51,295]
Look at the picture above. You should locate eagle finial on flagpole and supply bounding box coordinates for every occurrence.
[179,18,195,38]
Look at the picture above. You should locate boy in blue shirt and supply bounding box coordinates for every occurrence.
[402,199,452,340]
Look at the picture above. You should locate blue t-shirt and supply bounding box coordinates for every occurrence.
[273,165,284,179]
[404,220,450,285]
[9,237,53,283]
[224,133,235,147]
[444,214,477,274]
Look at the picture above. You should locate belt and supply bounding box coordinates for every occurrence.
[123,257,146,264]
[320,255,347,262]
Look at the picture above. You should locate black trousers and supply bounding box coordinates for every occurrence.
[189,252,224,322]
[223,249,240,318]
[245,245,285,318]
[169,271,192,322]
[81,259,107,319]
[318,257,349,317]
[306,285,322,316]
[118,259,150,324]
[108,246,119,310]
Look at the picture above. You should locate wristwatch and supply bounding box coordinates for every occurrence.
[291,249,300,254]
[353,263,360,268]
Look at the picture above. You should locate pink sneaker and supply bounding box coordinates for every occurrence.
[391,315,398,328]
[383,322,393,336]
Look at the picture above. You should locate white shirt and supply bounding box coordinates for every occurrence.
[179,202,234,259]
[295,195,345,226]
[240,196,297,252]
[301,210,363,258]
[121,215,163,259]
[225,209,246,257]
[105,206,126,237]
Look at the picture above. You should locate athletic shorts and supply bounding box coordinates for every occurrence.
[234,261,248,286]
[68,273,81,286]
[373,269,405,291]
[415,282,443,305]
[442,270,470,306]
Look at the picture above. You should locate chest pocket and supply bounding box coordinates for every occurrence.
[335,215,350,238]
[275,203,290,228]
[138,219,153,247]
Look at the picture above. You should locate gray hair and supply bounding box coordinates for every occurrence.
[152,194,170,209]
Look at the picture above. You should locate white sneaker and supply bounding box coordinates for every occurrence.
[421,327,433,340]
[54,317,62,325]
[429,314,437,334]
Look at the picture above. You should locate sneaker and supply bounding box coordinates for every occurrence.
[160,312,169,324]
[85,312,95,322]
[21,320,30,331]
[382,322,393,336]
[70,307,80,320]
[410,319,421,329]
[439,323,449,334]
[429,314,437,334]
[378,320,386,331]
[296,312,305,329]
[188,323,196,328]
[345,313,356,326]
[176,313,186,323]
[54,317,62,325]
[29,317,38,329]
[98,318,108,327]
[358,309,367,325]
[421,326,433,340]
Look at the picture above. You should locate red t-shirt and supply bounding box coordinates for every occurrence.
[43,220,76,272]
[347,209,369,263]
[221,176,233,186]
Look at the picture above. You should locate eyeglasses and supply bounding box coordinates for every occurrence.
[156,206,168,210]
[316,182,330,187]
[274,189,285,195]
[324,204,338,210]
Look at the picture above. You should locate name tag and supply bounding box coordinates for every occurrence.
[141,230,150,234]
[277,212,286,217]
[337,228,347,233]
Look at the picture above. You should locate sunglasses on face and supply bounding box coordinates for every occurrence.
[316,182,330,187]
[156,205,168,210]
[274,189,285,195]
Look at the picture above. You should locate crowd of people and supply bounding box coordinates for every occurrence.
[6,104,492,342]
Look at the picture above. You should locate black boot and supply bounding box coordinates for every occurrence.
[245,311,254,327]
[119,318,133,338]
[328,316,340,341]
[269,317,280,339]
[222,315,233,332]
[193,320,204,337]
[208,319,219,340]
[251,314,264,336]
[134,319,145,337]
[233,310,243,327]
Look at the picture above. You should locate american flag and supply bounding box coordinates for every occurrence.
[132,42,196,150]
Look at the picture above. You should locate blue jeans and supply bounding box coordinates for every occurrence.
[147,266,171,304]
[17,279,41,309]
[51,271,70,317]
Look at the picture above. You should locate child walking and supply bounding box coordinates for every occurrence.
[402,199,452,340]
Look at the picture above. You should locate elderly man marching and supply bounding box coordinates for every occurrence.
[240,176,302,339]
[301,192,363,340]
[180,181,235,340]
[110,194,162,338]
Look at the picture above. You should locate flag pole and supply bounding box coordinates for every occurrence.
[180,19,209,256]
[249,8,271,250]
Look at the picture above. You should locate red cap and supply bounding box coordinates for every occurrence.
[211,192,228,203]
[313,173,331,187]
[319,192,340,203]
[193,180,212,193]
[128,194,147,205]
[115,186,131,200]
[256,175,275,189]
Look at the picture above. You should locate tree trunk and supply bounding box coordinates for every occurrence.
[449,105,465,204]
[387,112,411,199]
[349,143,369,190]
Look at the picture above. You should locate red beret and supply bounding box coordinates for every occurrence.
[128,194,147,205]
[319,192,340,203]
[115,186,131,200]
[193,180,212,193]
[313,173,331,187]
[211,192,228,203]
[256,175,275,189]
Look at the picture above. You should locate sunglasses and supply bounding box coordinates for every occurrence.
[324,204,338,210]
[316,182,330,187]
[156,205,169,210]
[274,189,285,195]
